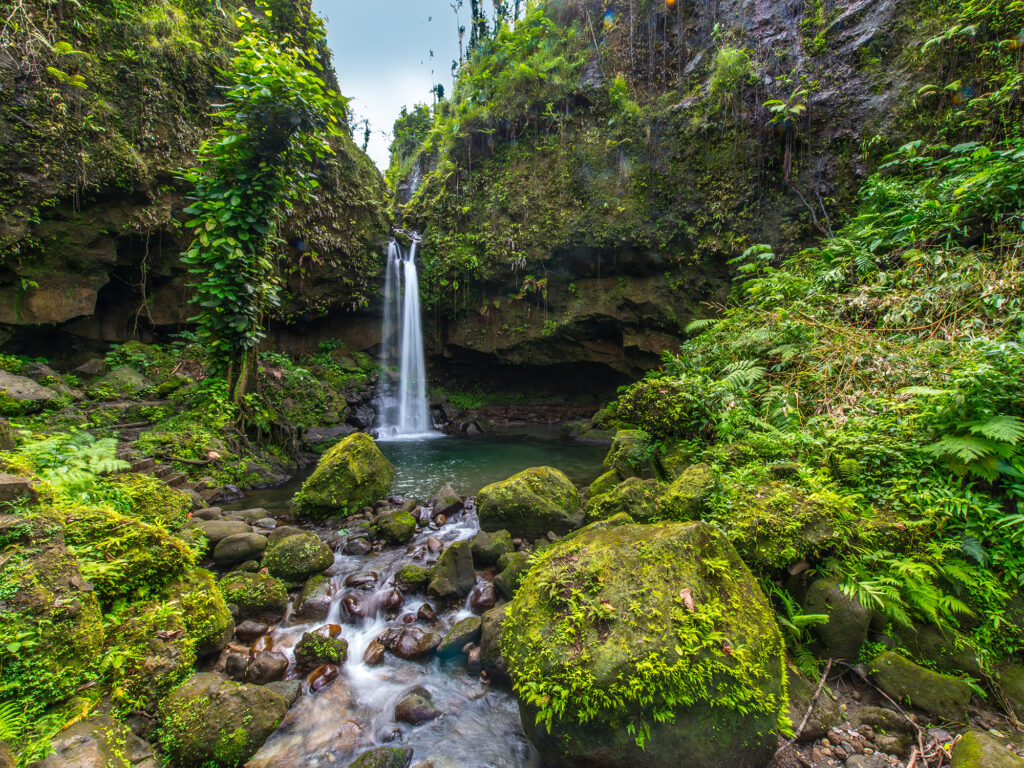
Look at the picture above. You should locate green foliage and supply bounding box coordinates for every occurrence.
[615,375,723,442]
[709,46,754,112]
[14,430,129,496]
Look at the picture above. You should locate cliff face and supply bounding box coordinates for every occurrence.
[395,0,962,396]
[0,0,389,362]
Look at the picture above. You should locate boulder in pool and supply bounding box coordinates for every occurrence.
[394,686,441,725]
[476,466,582,540]
[292,433,395,518]
[503,519,787,768]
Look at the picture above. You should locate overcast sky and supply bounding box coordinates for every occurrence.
[313,0,463,170]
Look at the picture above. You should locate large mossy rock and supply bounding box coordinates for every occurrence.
[803,579,870,660]
[159,672,287,767]
[0,370,60,415]
[657,463,714,521]
[602,429,659,480]
[374,510,417,544]
[166,568,234,657]
[951,730,1024,768]
[428,540,476,599]
[218,571,288,620]
[868,651,972,720]
[585,477,663,523]
[476,466,582,539]
[292,433,395,518]
[262,532,334,582]
[503,520,787,768]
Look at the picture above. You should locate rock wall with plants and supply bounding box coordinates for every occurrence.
[0,0,389,363]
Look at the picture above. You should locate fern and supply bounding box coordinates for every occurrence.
[684,318,717,335]
[721,359,766,390]
[0,700,27,741]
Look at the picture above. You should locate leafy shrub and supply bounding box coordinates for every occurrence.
[616,375,723,441]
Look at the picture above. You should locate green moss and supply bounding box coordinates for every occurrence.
[100,472,193,529]
[294,630,348,669]
[584,477,664,523]
[291,433,395,518]
[374,510,417,544]
[261,532,334,582]
[393,564,431,592]
[218,571,288,619]
[166,568,234,656]
[476,466,583,539]
[657,463,714,522]
[868,651,972,720]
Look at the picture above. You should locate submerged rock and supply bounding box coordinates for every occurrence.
[868,651,972,719]
[292,433,396,518]
[476,466,582,539]
[262,532,334,582]
[503,520,786,768]
[395,686,441,725]
[347,748,413,768]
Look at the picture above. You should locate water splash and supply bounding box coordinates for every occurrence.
[377,236,435,439]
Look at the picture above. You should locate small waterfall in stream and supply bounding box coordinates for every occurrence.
[377,235,434,438]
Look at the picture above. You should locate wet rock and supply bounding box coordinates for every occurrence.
[244,650,288,684]
[428,483,464,516]
[159,672,287,767]
[294,574,332,622]
[467,645,483,673]
[426,536,443,553]
[476,466,583,539]
[379,588,405,613]
[394,564,431,592]
[657,463,714,520]
[263,532,335,582]
[471,529,513,567]
[428,540,476,599]
[193,507,223,521]
[344,535,373,556]
[417,603,437,622]
[218,571,288,621]
[469,581,497,613]
[347,747,414,768]
[494,551,531,600]
[383,626,442,659]
[804,579,871,659]
[212,532,268,565]
[438,616,482,656]
[223,647,248,681]
[951,730,1024,767]
[292,433,396,518]
[294,630,349,671]
[341,592,368,621]
[345,570,380,589]
[785,660,842,741]
[868,651,972,720]
[375,509,417,544]
[480,604,509,683]
[35,714,154,768]
[364,639,386,665]
[395,686,441,725]
[251,634,275,654]
[265,679,303,707]
[306,663,340,693]
[199,519,251,544]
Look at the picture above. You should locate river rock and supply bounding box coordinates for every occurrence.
[294,575,332,622]
[803,579,871,659]
[383,626,442,659]
[36,715,155,768]
[428,483,464,516]
[234,620,269,642]
[395,686,441,725]
[348,747,414,768]
[657,463,714,520]
[503,520,786,768]
[268,525,305,544]
[265,679,303,707]
[785,660,842,741]
[469,581,497,613]
[159,672,287,767]
[307,663,340,692]
[951,730,1024,767]
[292,433,396,518]
[218,571,288,620]
[868,651,972,719]
[263,532,334,582]
[471,529,513,566]
[345,570,380,589]
[476,466,583,539]
[426,535,443,553]
[0,369,60,414]
[212,532,268,565]
[480,604,508,683]
[417,603,437,622]
[394,564,431,592]
[244,650,288,684]
[585,477,664,523]
[344,535,373,555]
[364,639,386,665]
[428,540,476,599]
[438,616,482,656]
[494,551,531,600]
[199,519,252,544]
[375,509,417,544]
[295,630,349,671]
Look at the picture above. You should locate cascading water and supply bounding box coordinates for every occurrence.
[377,235,434,438]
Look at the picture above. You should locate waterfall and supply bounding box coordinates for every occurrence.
[377,236,433,439]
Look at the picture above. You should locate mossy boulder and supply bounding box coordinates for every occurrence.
[438,616,483,656]
[374,510,417,544]
[868,651,972,720]
[586,470,619,498]
[262,532,334,582]
[347,747,413,768]
[503,520,786,768]
[36,714,154,768]
[803,579,871,660]
[658,443,698,480]
[291,433,395,518]
[218,571,288,620]
[471,528,513,566]
[894,623,984,677]
[951,730,1024,768]
[293,575,332,621]
[0,370,60,415]
[89,365,152,396]
[585,477,664,523]
[428,540,476,599]
[159,672,288,767]
[999,664,1024,721]
[476,466,582,539]
[167,568,235,657]
[480,603,509,682]
[393,564,431,592]
[657,463,714,521]
[494,550,531,600]
[602,429,658,480]
[212,532,268,566]
[785,660,842,741]
[294,630,348,671]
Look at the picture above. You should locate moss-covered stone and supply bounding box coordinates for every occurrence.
[658,443,699,480]
[494,550,531,600]
[585,477,664,523]
[503,520,786,768]
[657,463,714,521]
[602,429,659,480]
[294,630,348,671]
[803,579,871,660]
[167,568,235,657]
[294,574,332,621]
[159,672,287,768]
[347,747,413,768]
[218,571,288,620]
[35,715,150,768]
[999,664,1024,722]
[428,540,476,599]
[393,564,431,592]
[89,365,153,397]
[471,528,513,566]
[868,651,972,720]
[951,730,1024,768]
[291,433,395,518]
[373,510,417,544]
[438,616,483,656]
[262,532,334,582]
[476,466,582,539]
[586,470,619,498]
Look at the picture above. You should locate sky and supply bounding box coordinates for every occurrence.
[313,0,463,170]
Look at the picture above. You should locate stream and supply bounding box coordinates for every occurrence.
[234,430,606,768]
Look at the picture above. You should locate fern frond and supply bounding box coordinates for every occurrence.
[684,318,717,335]
[970,415,1024,445]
